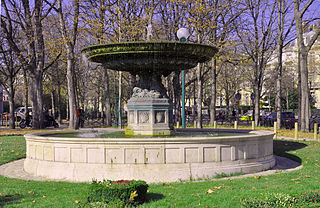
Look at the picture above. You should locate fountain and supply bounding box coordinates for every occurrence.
[82,41,218,136]
[23,40,275,183]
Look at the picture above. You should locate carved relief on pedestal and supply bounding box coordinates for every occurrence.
[129,111,135,124]
[155,111,165,123]
[138,111,150,124]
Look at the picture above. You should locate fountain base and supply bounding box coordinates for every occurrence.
[126,93,173,136]
[23,129,275,183]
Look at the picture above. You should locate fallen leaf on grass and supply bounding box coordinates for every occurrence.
[42,195,46,198]
[254,176,261,179]
[192,193,200,197]
[295,182,300,184]
[251,187,256,190]
[206,189,214,194]
[32,200,36,203]
[75,200,79,204]
[213,186,222,190]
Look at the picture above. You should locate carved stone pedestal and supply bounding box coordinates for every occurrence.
[126,95,173,136]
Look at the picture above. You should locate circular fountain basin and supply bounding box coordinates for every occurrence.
[81,41,218,75]
[24,129,275,183]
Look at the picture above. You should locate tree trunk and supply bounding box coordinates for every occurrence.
[23,69,29,120]
[276,44,283,130]
[104,67,112,126]
[276,0,284,130]
[66,52,79,129]
[210,59,217,126]
[118,71,122,128]
[8,77,15,129]
[57,85,62,124]
[30,71,44,129]
[197,63,202,128]
[300,52,310,131]
[254,85,260,125]
[97,89,100,119]
[173,71,181,125]
[51,89,56,118]
[57,0,79,129]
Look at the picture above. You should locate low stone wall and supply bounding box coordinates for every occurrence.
[24,129,275,183]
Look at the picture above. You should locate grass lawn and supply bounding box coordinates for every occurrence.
[0,129,319,207]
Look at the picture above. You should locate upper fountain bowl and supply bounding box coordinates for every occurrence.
[81,41,218,75]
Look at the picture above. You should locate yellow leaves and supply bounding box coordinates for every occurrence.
[206,186,222,194]
[32,200,36,203]
[75,200,80,204]
[129,190,138,201]
[206,189,214,194]
[254,175,261,179]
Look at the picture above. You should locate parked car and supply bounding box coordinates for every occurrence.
[240,111,253,121]
[309,110,320,131]
[265,111,296,129]
[14,107,32,122]
[240,110,267,121]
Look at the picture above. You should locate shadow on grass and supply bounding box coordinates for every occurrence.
[145,192,164,203]
[273,140,307,164]
[0,194,23,206]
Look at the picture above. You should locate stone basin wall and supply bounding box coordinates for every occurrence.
[24,129,275,183]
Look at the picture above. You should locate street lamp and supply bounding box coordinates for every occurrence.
[177,28,189,42]
[177,28,190,128]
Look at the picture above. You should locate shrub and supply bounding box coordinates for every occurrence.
[87,179,148,207]
[264,193,298,207]
[241,198,266,208]
[242,193,297,208]
[299,191,320,203]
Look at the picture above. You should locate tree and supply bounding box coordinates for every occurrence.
[56,0,80,129]
[235,0,277,125]
[274,0,295,129]
[1,0,56,129]
[206,0,246,126]
[0,39,22,129]
[294,0,320,131]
